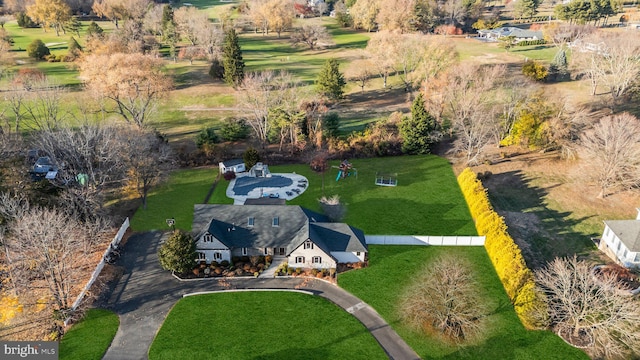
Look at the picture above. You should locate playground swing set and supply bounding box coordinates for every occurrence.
[333,160,357,181]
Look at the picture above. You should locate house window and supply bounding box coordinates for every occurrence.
[617,241,622,251]
[635,253,640,262]
[295,256,305,264]
[242,247,248,256]
[272,217,279,227]
[203,234,213,242]
[304,241,313,250]
[312,256,321,264]
[624,249,628,258]
[214,252,222,260]
[605,227,610,237]
[197,252,206,260]
[263,248,269,255]
[356,252,361,256]
[248,217,255,227]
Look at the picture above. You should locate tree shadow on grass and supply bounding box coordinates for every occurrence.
[482,170,596,269]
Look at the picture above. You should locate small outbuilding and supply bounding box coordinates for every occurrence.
[219,159,245,174]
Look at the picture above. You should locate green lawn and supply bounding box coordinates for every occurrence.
[129,168,218,231]
[339,246,589,360]
[208,155,476,235]
[149,291,387,360]
[59,309,119,360]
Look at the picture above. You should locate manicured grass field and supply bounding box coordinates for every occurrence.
[129,168,218,231]
[339,246,589,360]
[148,291,387,360]
[207,155,476,235]
[59,309,119,360]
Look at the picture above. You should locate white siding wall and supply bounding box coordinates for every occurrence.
[366,235,485,246]
[288,242,335,269]
[199,249,231,264]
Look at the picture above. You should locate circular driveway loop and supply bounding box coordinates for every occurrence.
[101,232,419,360]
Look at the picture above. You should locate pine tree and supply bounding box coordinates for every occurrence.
[158,230,197,274]
[316,58,346,101]
[549,49,569,81]
[400,93,437,154]
[222,28,245,87]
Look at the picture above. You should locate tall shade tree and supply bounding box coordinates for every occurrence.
[573,32,640,104]
[316,58,346,101]
[26,0,72,36]
[350,0,380,32]
[222,28,245,88]
[290,24,333,50]
[238,71,307,145]
[79,53,172,128]
[444,63,505,165]
[264,0,295,38]
[514,0,541,19]
[578,113,640,198]
[376,0,416,33]
[536,256,640,358]
[401,93,437,154]
[158,230,197,275]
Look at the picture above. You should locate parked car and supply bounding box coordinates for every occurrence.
[33,157,57,174]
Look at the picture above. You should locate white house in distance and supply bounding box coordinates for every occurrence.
[192,204,368,270]
[477,27,544,42]
[219,159,245,174]
[599,209,640,268]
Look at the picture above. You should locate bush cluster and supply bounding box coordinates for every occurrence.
[457,168,548,329]
[515,39,546,46]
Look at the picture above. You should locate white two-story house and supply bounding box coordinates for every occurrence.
[192,204,368,270]
[600,209,640,268]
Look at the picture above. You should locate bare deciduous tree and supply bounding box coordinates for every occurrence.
[542,23,595,48]
[174,6,209,46]
[263,0,295,38]
[376,0,415,33]
[121,128,174,210]
[350,0,380,32]
[238,71,307,145]
[290,24,333,50]
[443,63,505,165]
[79,53,172,128]
[1,205,111,332]
[400,255,486,342]
[346,57,374,93]
[536,256,640,358]
[573,32,640,103]
[578,112,640,198]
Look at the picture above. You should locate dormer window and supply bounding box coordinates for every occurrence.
[304,241,313,250]
[203,234,213,242]
[272,217,279,227]
[248,217,255,227]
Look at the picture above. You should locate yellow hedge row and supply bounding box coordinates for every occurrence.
[458,168,547,329]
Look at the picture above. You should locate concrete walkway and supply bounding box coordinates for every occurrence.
[102,232,420,360]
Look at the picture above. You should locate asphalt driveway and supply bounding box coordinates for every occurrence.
[101,231,419,360]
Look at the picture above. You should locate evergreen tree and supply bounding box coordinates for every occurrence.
[222,28,245,87]
[243,147,260,169]
[158,230,197,275]
[549,48,569,81]
[400,93,437,154]
[26,39,50,60]
[316,58,346,101]
[86,21,104,37]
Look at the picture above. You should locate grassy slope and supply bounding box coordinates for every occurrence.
[149,292,387,360]
[59,309,119,360]
[339,246,588,360]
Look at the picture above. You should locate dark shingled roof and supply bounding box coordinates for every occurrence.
[604,220,640,252]
[192,204,365,255]
[221,159,244,167]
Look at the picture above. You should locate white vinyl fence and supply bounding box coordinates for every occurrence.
[64,217,130,326]
[365,235,485,246]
